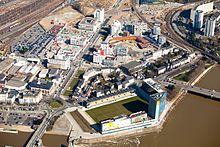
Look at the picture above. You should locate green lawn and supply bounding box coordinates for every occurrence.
[86,96,148,123]
[49,100,63,109]
[63,70,84,96]
[174,70,191,82]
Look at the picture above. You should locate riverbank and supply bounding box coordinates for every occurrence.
[76,63,218,145]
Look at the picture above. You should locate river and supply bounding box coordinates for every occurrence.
[0,65,220,147]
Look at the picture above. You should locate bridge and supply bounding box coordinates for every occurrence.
[162,79,220,101]
[26,107,66,147]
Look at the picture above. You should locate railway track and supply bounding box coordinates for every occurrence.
[0,0,65,40]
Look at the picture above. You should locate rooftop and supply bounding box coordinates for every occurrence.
[121,61,142,70]
[29,80,53,90]
[79,17,97,25]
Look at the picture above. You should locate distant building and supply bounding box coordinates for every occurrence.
[78,17,99,32]
[111,20,122,36]
[137,0,159,6]
[204,17,216,37]
[194,10,204,29]
[190,2,214,27]
[94,9,105,23]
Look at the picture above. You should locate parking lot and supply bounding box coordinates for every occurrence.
[0,111,44,126]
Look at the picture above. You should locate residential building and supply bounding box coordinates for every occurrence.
[19,91,43,104]
[190,2,214,27]
[120,61,143,75]
[48,58,70,70]
[204,17,216,37]
[194,10,204,29]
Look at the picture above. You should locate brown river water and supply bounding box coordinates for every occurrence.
[0,65,220,147]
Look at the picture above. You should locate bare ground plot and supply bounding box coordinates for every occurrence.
[70,110,96,133]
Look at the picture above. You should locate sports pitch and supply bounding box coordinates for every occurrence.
[86,96,148,123]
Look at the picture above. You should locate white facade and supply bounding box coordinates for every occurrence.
[39,69,49,78]
[204,18,216,37]
[101,42,113,55]
[94,9,104,23]
[191,2,214,27]
[70,36,88,47]
[48,58,70,70]
[93,52,105,64]
[158,36,166,45]
[111,20,122,36]
[20,91,43,104]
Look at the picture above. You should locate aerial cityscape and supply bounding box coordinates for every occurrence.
[0,0,220,147]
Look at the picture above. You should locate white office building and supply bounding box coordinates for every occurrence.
[94,9,105,23]
[204,17,216,37]
[111,20,122,36]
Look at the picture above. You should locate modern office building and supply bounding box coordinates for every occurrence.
[137,78,167,120]
[94,9,105,23]
[204,17,216,37]
[194,10,204,29]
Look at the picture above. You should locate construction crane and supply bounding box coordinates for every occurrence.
[50,20,66,53]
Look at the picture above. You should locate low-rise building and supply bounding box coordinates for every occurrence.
[19,91,42,104]
[48,59,70,70]
[78,17,99,32]
[29,80,55,95]
[120,61,143,75]
[0,58,14,73]
[39,68,49,78]
[0,89,19,104]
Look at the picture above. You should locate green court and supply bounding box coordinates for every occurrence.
[86,96,148,123]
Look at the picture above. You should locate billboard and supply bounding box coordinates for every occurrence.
[130,112,148,124]
[102,116,131,131]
